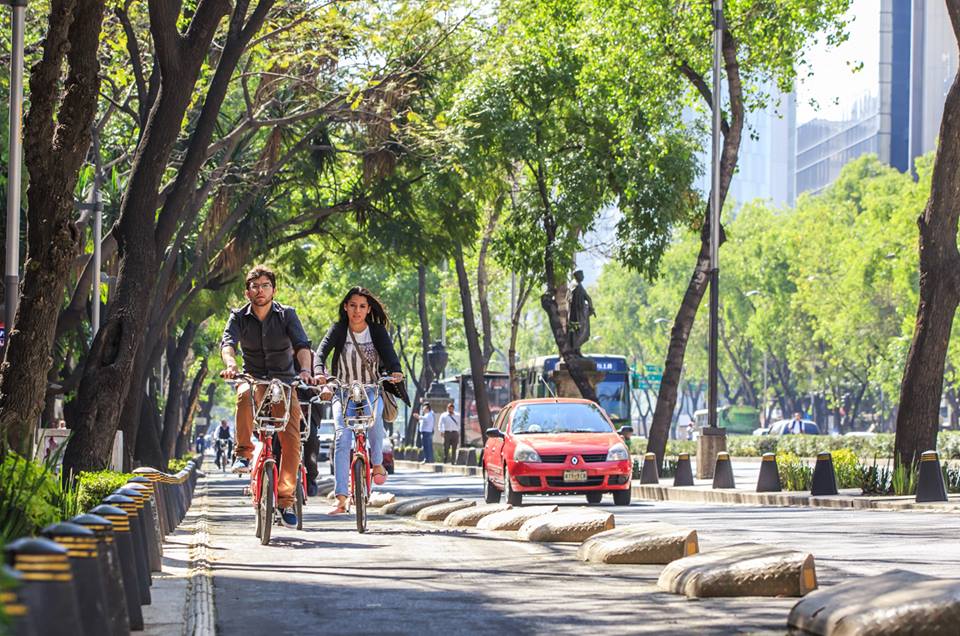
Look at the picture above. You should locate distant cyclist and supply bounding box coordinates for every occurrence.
[214,419,234,469]
[314,286,408,514]
[220,264,317,528]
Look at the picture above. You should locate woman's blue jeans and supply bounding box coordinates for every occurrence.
[333,387,385,496]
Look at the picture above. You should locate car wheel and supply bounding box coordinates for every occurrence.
[504,466,523,506]
[585,491,603,504]
[612,488,632,506]
[483,469,501,504]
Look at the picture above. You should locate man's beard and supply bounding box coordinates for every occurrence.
[251,296,271,307]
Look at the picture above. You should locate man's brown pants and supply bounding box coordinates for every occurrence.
[235,383,302,508]
[443,430,460,464]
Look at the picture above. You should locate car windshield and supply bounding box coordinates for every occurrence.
[510,403,613,434]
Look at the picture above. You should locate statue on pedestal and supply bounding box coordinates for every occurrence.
[566,270,595,355]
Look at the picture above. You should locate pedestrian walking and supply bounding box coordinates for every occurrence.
[414,403,435,463]
[439,402,460,463]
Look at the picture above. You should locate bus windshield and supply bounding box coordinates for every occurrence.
[511,403,614,434]
[596,374,628,422]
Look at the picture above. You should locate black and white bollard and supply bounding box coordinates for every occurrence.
[132,468,171,536]
[117,485,162,573]
[70,513,131,636]
[0,564,37,636]
[127,477,163,572]
[3,537,85,636]
[41,522,112,636]
[640,452,660,485]
[89,503,145,630]
[756,453,782,492]
[916,450,948,503]
[673,453,694,487]
[712,452,736,489]
[810,452,838,496]
[103,493,152,604]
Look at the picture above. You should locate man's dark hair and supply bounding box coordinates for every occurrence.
[447,402,454,408]
[245,264,276,289]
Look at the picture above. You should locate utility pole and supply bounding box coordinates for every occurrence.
[3,0,27,351]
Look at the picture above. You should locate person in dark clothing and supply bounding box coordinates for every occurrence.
[214,419,234,469]
[314,286,410,514]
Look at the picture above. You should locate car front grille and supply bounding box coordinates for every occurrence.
[582,453,608,463]
[539,454,566,463]
[546,476,605,487]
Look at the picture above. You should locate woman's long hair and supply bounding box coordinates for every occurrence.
[338,286,389,326]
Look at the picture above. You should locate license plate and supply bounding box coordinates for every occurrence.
[563,470,588,482]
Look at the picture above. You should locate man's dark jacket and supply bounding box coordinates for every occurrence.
[314,321,410,406]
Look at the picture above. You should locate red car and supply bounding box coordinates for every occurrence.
[481,398,632,506]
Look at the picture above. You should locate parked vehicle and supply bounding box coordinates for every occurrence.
[768,419,821,435]
[481,398,632,506]
[693,405,761,435]
[316,418,335,463]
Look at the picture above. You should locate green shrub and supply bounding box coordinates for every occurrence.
[631,458,641,480]
[666,440,696,457]
[891,462,917,496]
[856,458,892,495]
[627,437,646,455]
[660,458,678,478]
[0,453,62,541]
[831,449,860,489]
[726,437,759,457]
[76,470,134,512]
[168,452,197,473]
[938,432,960,460]
[777,453,812,491]
[942,465,960,494]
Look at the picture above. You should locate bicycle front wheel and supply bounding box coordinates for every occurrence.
[260,464,275,545]
[353,459,367,533]
[295,475,305,531]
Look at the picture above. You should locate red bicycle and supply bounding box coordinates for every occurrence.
[324,376,393,533]
[228,373,300,545]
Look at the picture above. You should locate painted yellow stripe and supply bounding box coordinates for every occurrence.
[0,592,15,602]
[13,555,69,565]
[20,573,72,582]
[920,452,939,462]
[14,563,71,572]
[67,551,98,559]
[678,453,689,460]
[54,537,98,545]
[762,455,776,462]
[1,603,27,616]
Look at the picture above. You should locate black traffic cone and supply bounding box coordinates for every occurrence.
[916,450,948,503]
[756,453,782,492]
[712,452,736,489]
[811,452,838,496]
[673,452,694,486]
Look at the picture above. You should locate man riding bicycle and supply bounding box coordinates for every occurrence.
[220,265,318,529]
[214,419,234,469]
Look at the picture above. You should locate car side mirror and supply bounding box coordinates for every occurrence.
[485,427,504,439]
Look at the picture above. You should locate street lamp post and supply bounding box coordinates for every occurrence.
[3,0,27,347]
[697,0,727,480]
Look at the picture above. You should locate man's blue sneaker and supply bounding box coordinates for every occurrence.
[231,457,250,474]
[280,508,298,529]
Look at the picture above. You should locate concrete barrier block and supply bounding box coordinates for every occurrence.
[789,569,960,635]
[476,505,559,531]
[517,508,614,542]
[657,542,817,598]
[381,497,431,515]
[443,503,512,527]
[416,500,476,521]
[577,523,699,564]
[390,497,450,516]
[368,492,396,508]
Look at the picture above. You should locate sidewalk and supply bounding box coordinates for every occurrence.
[394,459,960,512]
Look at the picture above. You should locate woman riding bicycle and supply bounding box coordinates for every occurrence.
[314,286,407,514]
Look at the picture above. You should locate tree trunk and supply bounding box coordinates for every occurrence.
[160,322,196,464]
[455,247,493,440]
[406,264,433,445]
[176,359,207,459]
[0,0,107,452]
[135,386,164,470]
[477,204,501,368]
[508,274,532,401]
[64,0,233,475]
[647,29,744,464]
[895,4,960,466]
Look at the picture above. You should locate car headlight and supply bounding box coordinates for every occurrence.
[513,444,541,463]
[606,443,629,462]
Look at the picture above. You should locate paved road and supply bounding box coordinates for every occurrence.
[206,465,959,635]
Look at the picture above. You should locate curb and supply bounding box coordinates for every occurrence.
[184,477,216,636]
[396,460,960,512]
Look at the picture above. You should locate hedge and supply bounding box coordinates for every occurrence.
[76,470,135,512]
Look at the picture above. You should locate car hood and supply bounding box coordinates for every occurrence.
[511,432,622,453]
